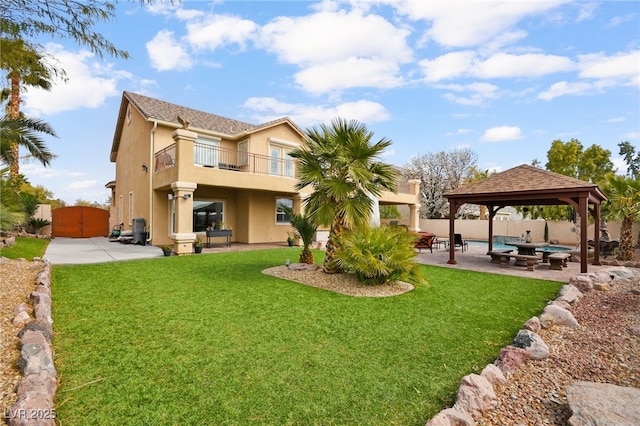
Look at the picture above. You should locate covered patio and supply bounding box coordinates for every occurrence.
[444,164,608,273]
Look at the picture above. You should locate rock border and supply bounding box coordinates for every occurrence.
[7,260,57,426]
[425,266,640,426]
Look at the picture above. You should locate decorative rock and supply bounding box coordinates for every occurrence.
[452,374,497,419]
[18,331,56,378]
[480,363,506,386]
[13,302,30,315]
[557,284,583,304]
[12,311,31,328]
[34,302,53,326]
[425,407,474,426]
[8,392,56,426]
[541,304,579,328]
[30,291,51,306]
[568,275,594,292]
[550,300,572,310]
[602,266,636,281]
[539,312,555,329]
[288,263,322,271]
[512,329,549,360]
[593,282,611,291]
[522,316,540,333]
[631,288,640,295]
[629,325,640,337]
[16,371,57,396]
[494,346,531,373]
[566,381,640,426]
[18,320,53,341]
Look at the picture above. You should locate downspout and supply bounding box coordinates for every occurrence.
[147,120,158,243]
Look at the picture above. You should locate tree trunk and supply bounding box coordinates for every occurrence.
[323,218,345,273]
[9,71,21,178]
[617,216,634,261]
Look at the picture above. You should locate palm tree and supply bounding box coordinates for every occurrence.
[290,118,398,273]
[0,115,56,167]
[1,37,62,177]
[601,175,640,261]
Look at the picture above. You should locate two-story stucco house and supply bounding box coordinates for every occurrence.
[107,91,421,254]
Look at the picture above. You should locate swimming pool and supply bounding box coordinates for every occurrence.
[466,240,572,252]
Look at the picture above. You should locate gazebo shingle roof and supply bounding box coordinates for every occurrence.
[445,164,607,205]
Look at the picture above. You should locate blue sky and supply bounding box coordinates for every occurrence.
[17,0,640,204]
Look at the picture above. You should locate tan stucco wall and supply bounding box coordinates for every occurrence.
[419,218,639,246]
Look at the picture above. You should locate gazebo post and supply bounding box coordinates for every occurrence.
[592,204,602,266]
[447,201,458,265]
[579,196,589,273]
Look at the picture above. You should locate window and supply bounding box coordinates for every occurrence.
[193,200,224,232]
[269,145,294,177]
[118,195,123,224]
[194,137,220,167]
[237,140,248,166]
[169,197,176,234]
[276,198,292,224]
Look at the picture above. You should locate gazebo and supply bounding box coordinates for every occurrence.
[444,164,608,273]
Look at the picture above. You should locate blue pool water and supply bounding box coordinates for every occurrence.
[466,240,572,252]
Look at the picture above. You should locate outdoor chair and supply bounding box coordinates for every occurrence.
[414,232,435,253]
[454,233,468,252]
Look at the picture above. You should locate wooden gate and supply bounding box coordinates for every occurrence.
[52,206,109,238]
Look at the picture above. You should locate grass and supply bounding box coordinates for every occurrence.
[0,236,49,260]
[52,249,562,425]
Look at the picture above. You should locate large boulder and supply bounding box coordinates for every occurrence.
[522,316,541,333]
[480,364,506,386]
[540,304,579,329]
[425,408,474,426]
[556,284,583,304]
[494,346,530,373]
[512,329,549,360]
[566,381,640,426]
[452,374,497,419]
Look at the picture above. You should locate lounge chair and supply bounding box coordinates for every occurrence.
[454,233,468,252]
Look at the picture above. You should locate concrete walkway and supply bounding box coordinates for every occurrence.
[43,237,163,265]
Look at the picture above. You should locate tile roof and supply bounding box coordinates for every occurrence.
[125,91,259,135]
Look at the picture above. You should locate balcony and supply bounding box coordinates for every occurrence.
[154,142,416,196]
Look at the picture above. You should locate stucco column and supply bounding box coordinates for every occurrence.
[409,203,420,232]
[171,181,197,255]
[172,128,197,182]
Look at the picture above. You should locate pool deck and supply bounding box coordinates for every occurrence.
[415,242,611,282]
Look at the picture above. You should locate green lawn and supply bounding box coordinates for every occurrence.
[52,249,561,425]
[0,236,49,260]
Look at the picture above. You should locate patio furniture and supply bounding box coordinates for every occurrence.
[487,249,513,264]
[414,232,435,253]
[548,252,572,270]
[505,241,547,266]
[454,234,468,252]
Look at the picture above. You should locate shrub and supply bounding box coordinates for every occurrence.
[334,225,426,285]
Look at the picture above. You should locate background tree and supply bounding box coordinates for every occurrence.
[545,138,614,184]
[618,141,639,180]
[402,148,477,219]
[0,114,56,168]
[290,118,398,273]
[601,175,640,261]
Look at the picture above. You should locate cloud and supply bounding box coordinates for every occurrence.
[481,126,524,142]
[185,14,258,51]
[294,58,403,94]
[537,81,593,100]
[23,43,122,116]
[243,97,390,128]
[420,51,574,82]
[256,8,411,94]
[146,29,193,71]
[67,180,99,189]
[439,82,500,106]
[394,1,566,48]
[578,50,640,82]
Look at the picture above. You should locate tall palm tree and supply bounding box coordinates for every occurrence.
[0,115,56,167]
[1,37,62,177]
[602,175,640,261]
[290,118,398,273]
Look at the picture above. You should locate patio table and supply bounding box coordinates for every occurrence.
[505,242,548,266]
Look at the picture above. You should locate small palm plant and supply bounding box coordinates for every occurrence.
[290,212,318,264]
[334,225,426,286]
